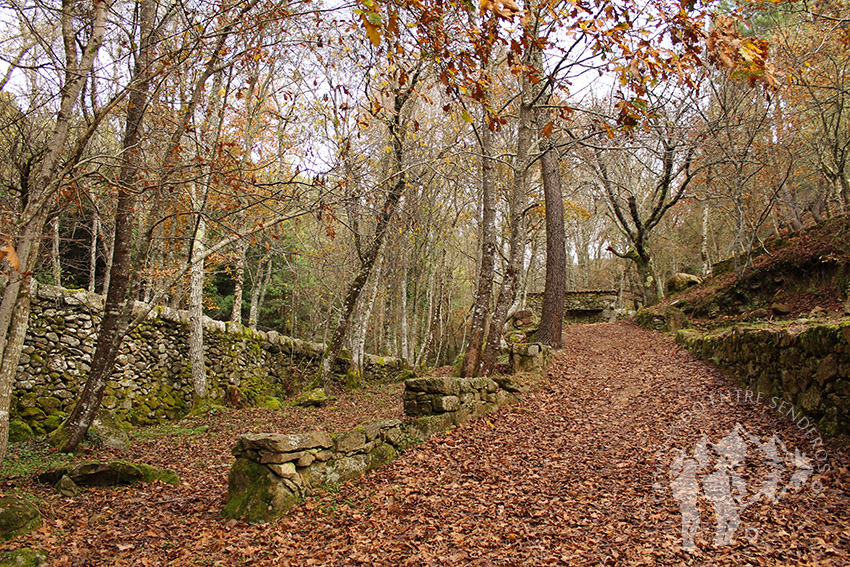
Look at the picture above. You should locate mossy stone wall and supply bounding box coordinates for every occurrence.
[224,376,520,522]
[13,284,407,433]
[676,321,850,435]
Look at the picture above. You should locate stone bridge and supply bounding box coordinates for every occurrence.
[525,290,620,324]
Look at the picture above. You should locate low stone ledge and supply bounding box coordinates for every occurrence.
[223,378,520,523]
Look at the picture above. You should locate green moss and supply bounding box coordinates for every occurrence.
[18,408,45,421]
[366,443,398,470]
[41,412,66,434]
[134,463,180,485]
[0,495,41,541]
[0,547,48,566]
[8,421,34,444]
[222,458,299,523]
[259,396,282,410]
[36,397,61,414]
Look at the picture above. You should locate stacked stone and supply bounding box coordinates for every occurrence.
[225,376,523,522]
[13,284,407,431]
[676,322,850,435]
[226,422,406,522]
[403,376,518,423]
[509,343,550,373]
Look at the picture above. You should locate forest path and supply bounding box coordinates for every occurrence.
[264,321,849,566]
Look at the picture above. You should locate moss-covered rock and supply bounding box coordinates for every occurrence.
[41,412,65,434]
[0,547,47,567]
[366,443,397,471]
[38,460,179,487]
[291,388,328,408]
[222,458,299,523]
[259,396,282,410]
[0,495,41,541]
[8,421,34,443]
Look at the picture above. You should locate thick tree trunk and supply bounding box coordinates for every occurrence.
[51,184,139,451]
[460,104,497,377]
[634,251,659,307]
[534,128,566,347]
[529,43,565,349]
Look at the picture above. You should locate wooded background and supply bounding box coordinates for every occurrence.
[0,0,847,457]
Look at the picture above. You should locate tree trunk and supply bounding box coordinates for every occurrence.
[534,129,566,346]
[320,82,415,383]
[89,214,100,292]
[701,202,711,277]
[248,253,270,329]
[188,216,207,400]
[351,253,383,378]
[51,217,62,287]
[460,103,497,377]
[414,258,440,368]
[480,68,532,375]
[0,0,110,461]
[399,267,411,365]
[230,240,247,324]
[101,218,114,296]
[635,251,659,307]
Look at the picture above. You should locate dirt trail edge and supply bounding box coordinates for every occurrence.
[10,322,850,566]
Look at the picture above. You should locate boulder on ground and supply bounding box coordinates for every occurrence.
[8,421,34,444]
[222,458,299,523]
[54,475,80,498]
[291,388,328,408]
[771,302,793,316]
[0,495,41,541]
[88,409,129,451]
[666,273,702,294]
[38,460,179,487]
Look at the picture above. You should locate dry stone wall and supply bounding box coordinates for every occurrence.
[676,322,850,435]
[223,376,519,522]
[13,284,407,433]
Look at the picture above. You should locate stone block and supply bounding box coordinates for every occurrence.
[432,395,460,413]
[334,428,367,454]
[223,458,299,522]
[267,462,298,480]
[404,377,459,396]
[258,450,306,464]
[239,431,333,454]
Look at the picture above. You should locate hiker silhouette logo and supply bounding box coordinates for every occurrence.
[667,423,814,551]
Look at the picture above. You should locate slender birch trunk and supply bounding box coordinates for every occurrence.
[351,253,383,378]
[460,102,497,377]
[51,217,62,286]
[230,240,247,324]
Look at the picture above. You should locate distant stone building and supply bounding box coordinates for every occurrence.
[525,290,623,324]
